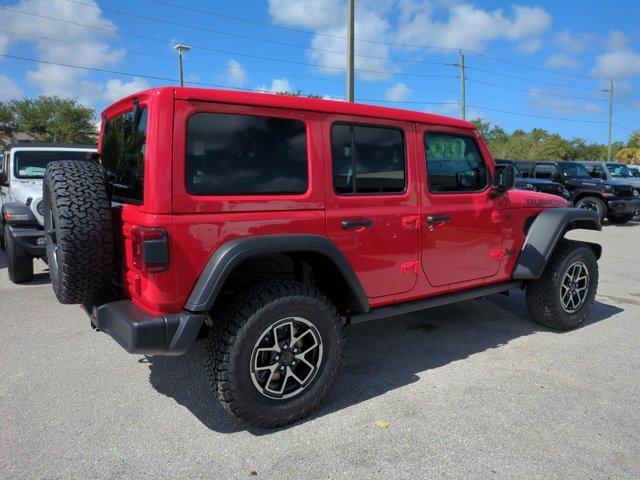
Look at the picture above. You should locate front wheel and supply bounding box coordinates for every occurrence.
[526,239,598,330]
[575,196,606,221]
[205,280,345,428]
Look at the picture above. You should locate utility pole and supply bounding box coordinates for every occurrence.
[346,0,355,102]
[174,44,191,87]
[607,79,614,161]
[459,50,466,120]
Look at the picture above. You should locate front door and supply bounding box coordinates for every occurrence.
[324,117,420,298]
[417,127,503,287]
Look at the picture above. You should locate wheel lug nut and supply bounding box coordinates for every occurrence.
[292,348,298,353]
[282,344,288,349]
[274,355,279,360]
[291,360,296,366]
[279,365,285,371]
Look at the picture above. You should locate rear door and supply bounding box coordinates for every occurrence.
[417,127,503,287]
[323,117,420,299]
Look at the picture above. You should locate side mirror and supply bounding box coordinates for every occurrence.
[0,170,7,186]
[492,164,515,194]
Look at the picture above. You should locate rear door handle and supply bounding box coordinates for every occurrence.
[340,218,373,230]
[426,214,452,224]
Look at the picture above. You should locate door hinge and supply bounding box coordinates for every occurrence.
[401,215,421,230]
[400,260,420,275]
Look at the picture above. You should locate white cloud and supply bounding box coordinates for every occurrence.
[546,54,579,69]
[0,0,124,104]
[256,78,292,93]
[103,77,151,102]
[517,38,543,54]
[592,50,640,79]
[0,74,23,100]
[268,0,341,30]
[385,83,412,102]
[396,3,551,52]
[219,59,248,88]
[553,30,594,54]
[605,30,629,51]
[528,89,603,116]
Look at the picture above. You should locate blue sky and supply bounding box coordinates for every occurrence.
[0,0,639,144]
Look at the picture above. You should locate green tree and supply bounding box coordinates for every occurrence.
[9,96,97,144]
[0,102,16,138]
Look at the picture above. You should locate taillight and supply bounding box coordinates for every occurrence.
[131,226,168,273]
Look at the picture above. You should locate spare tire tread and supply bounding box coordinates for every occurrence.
[43,160,114,304]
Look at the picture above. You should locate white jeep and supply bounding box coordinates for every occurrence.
[1,143,97,283]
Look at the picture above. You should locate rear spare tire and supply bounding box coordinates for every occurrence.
[43,160,114,304]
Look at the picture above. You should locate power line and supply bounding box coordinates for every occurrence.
[467,104,607,124]
[61,0,454,68]
[0,6,458,79]
[468,79,609,102]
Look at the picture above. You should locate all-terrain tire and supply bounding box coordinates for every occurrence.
[205,280,345,428]
[43,160,114,304]
[4,225,34,283]
[575,196,606,221]
[526,239,598,331]
[606,213,635,224]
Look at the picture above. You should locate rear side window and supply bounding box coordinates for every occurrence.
[331,124,406,194]
[425,133,488,193]
[101,108,148,204]
[13,150,94,179]
[186,113,308,195]
[533,164,558,179]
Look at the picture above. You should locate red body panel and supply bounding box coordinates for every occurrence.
[99,87,564,316]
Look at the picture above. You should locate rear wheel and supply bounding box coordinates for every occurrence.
[607,213,634,224]
[526,239,598,330]
[205,280,344,428]
[575,196,606,221]
[43,161,114,304]
[4,225,34,283]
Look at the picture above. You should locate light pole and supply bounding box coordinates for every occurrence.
[346,0,354,102]
[173,44,191,87]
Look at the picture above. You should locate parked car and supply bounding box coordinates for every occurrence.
[496,159,571,201]
[627,165,640,178]
[518,160,640,223]
[581,161,640,193]
[42,87,602,428]
[0,143,97,283]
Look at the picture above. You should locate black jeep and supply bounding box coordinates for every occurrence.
[496,159,571,201]
[518,160,640,223]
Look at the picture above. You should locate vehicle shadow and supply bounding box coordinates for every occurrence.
[144,290,622,435]
[603,219,640,228]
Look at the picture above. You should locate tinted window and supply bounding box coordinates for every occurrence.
[534,164,558,179]
[425,133,488,192]
[101,108,148,203]
[13,150,94,179]
[186,113,308,195]
[332,124,405,194]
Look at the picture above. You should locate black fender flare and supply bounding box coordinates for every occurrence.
[512,208,602,280]
[1,202,39,227]
[184,234,369,314]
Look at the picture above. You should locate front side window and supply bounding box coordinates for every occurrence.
[186,113,308,195]
[13,150,94,179]
[101,107,148,203]
[332,124,405,194]
[425,133,488,193]
[533,164,558,180]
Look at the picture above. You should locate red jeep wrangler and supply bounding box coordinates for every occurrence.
[42,87,601,428]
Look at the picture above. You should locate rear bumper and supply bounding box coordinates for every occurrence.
[606,198,640,215]
[85,300,207,356]
[7,225,45,256]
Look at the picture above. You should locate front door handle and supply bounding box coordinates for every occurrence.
[426,214,452,224]
[340,218,373,230]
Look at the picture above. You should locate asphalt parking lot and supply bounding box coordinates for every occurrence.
[1,224,639,479]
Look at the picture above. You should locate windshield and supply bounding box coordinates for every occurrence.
[606,163,631,178]
[559,162,590,179]
[13,150,95,179]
